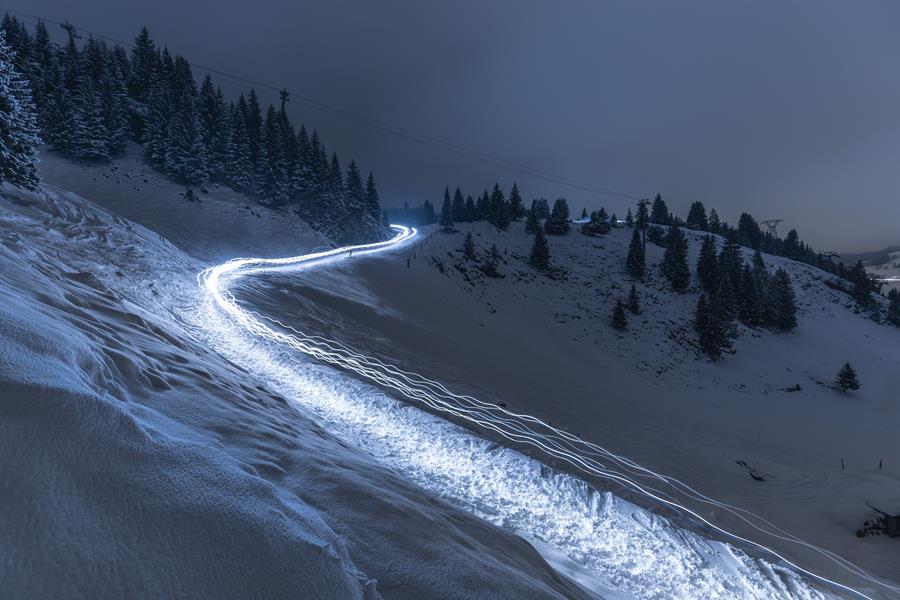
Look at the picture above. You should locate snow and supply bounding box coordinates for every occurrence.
[240,220,900,598]
[0,183,592,599]
[6,150,896,598]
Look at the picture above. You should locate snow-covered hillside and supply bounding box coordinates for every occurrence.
[0,184,595,599]
[240,220,900,597]
[36,145,333,262]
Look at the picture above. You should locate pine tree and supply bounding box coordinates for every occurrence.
[100,62,129,155]
[344,160,365,206]
[694,294,731,360]
[226,102,253,190]
[529,227,550,269]
[625,227,645,279]
[715,270,739,324]
[544,198,570,234]
[464,195,477,221]
[71,74,109,160]
[482,243,502,277]
[525,204,539,234]
[452,187,466,222]
[708,208,721,233]
[650,194,670,224]
[627,283,641,314]
[580,207,588,219]
[611,299,627,331]
[770,268,797,331]
[440,189,454,232]
[508,183,524,219]
[365,172,381,218]
[697,235,718,291]
[686,201,708,230]
[0,30,40,188]
[488,183,510,229]
[129,27,157,102]
[636,200,649,230]
[835,362,860,392]
[625,208,634,227]
[738,262,763,326]
[142,76,171,168]
[462,231,476,260]
[476,191,490,220]
[661,224,690,292]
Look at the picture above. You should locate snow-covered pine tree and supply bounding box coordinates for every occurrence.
[142,75,171,168]
[197,76,231,183]
[770,268,797,331]
[327,152,343,195]
[72,74,110,160]
[440,188,454,232]
[525,202,540,234]
[529,227,550,269]
[738,262,763,327]
[476,191,490,221]
[625,226,645,279]
[625,208,634,227]
[344,160,365,208]
[686,201,708,230]
[129,27,157,102]
[464,195,476,221]
[462,232,476,261]
[508,183,524,220]
[661,224,690,292]
[697,235,718,292]
[0,30,40,188]
[365,172,381,218]
[715,270,738,324]
[611,299,627,331]
[452,187,466,222]
[245,89,262,170]
[695,294,730,360]
[100,61,129,155]
[544,198,570,234]
[650,194,670,225]
[488,183,510,230]
[37,55,75,152]
[481,243,502,278]
[835,362,860,392]
[636,199,649,230]
[708,208,721,233]
[226,102,253,191]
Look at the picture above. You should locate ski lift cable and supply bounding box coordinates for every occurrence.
[1,6,643,203]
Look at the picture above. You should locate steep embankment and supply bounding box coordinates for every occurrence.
[0,184,591,600]
[238,220,900,596]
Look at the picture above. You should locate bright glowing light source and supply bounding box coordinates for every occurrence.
[196,225,888,600]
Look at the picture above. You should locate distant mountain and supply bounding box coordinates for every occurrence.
[842,245,900,266]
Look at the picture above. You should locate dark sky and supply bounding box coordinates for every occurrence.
[10,0,900,251]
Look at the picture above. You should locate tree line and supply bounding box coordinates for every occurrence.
[0,15,385,239]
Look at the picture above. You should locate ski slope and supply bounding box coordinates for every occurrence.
[199,224,888,599]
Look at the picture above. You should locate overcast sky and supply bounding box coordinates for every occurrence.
[11,0,900,251]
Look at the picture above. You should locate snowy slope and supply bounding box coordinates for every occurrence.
[241,220,900,597]
[36,144,333,262]
[0,184,593,600]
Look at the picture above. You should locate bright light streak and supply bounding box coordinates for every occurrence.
[197,225,890,600]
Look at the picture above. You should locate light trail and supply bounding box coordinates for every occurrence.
[198,226,893,600]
